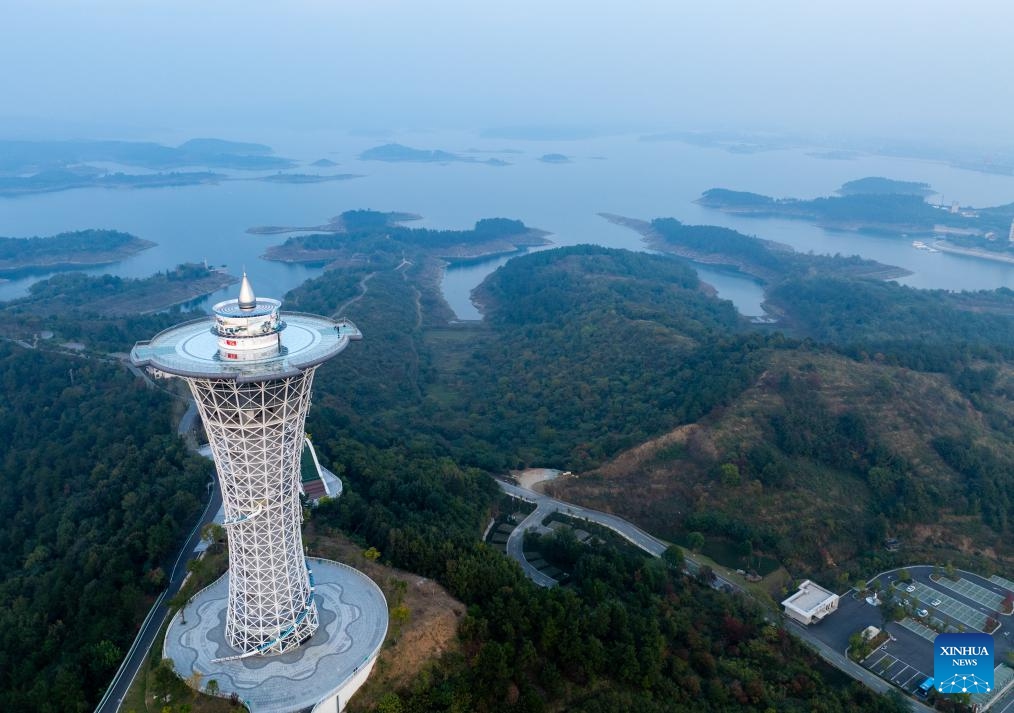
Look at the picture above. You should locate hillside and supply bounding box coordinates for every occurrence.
[551,349,1014,583]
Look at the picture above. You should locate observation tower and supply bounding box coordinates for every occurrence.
[132,276,387,712]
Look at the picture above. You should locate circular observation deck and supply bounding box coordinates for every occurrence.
[131,313,362,383]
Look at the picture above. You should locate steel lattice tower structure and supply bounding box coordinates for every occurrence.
[132,275,361,657]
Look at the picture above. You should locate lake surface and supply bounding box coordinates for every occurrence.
[1,131,1013,320]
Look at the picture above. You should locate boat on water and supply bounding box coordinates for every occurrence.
[911,240,938,252]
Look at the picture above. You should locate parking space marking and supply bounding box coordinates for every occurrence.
[901,669,924,689]
[891,664,913,682]
[935,577,1004,610]
[991,575,1014,593]
[865,650,891,668]
[871,653,897,674]
[900,617,936,641]
[909,581,988,631]
[886,660,909,679]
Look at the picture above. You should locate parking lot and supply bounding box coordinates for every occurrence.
[863,647,932,695]
[803,565,1014,703]
[858,620,937,696]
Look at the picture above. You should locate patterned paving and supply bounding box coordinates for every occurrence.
[164,559,388,713]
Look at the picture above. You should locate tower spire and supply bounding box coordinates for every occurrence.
[238,272,256,309]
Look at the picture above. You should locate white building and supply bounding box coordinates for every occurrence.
[782,579,839,625]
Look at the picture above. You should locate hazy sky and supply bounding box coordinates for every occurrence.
[1,0,1012,142]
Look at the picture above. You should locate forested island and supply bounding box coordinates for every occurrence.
[359,143,509,165]
[697,179,1014,260]
[0,137,299,197]
[836,177,933,196]
[252,172,362,184]
[247,209,422,235]
[0,169,226,197]
[538,153,571,163]
[260,209,551,265]
[3,263,236,317]
[0,137,293,173]
[0,229,155,275]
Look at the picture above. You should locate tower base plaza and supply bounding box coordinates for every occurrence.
[163,558,387,713]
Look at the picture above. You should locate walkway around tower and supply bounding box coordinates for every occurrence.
[164,558,388,713]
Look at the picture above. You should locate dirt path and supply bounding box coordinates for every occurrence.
[335,271,376,317]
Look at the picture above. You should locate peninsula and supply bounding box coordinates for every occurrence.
[3,263,236,316]
[696,179,1014,265]
[600,213,909,284]
[0,229,155,275]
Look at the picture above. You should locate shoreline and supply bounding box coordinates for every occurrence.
[599,213,783,283]
[263,230,551,265]
[137,273,238,314]
[600,213,911,283]
[933,240,1014,266]
[0,238,157,276]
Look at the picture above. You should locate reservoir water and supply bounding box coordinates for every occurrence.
[2,130,1013,319]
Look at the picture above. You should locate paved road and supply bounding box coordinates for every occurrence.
[496,479,737,592]
[504,498,559,588]
[497,478,939,711]
[95,478,221,713]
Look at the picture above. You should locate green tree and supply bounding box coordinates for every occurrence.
[662,545,684,570]
[687,532,705,552]
[719,462,740,486]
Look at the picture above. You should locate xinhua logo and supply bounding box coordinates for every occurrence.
[934,633,994,694]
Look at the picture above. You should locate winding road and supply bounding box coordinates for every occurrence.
[497,478,737,592]
[497,476,934,712]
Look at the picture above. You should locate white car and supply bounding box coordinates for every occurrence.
[916,608,929,618]
[905,584,916,593]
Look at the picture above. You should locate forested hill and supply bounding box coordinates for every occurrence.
[462,245,762,468]
[0,343,208,710]
[280,247,911,712]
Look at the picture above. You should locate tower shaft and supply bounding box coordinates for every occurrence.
[189,371,319,654]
